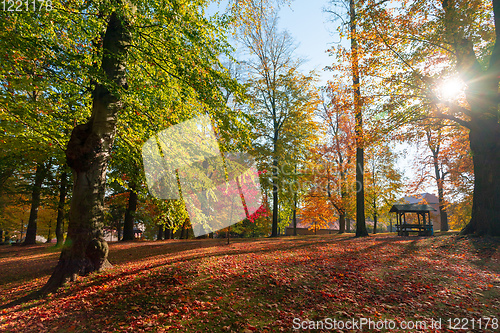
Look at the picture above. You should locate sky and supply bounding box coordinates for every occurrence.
[277,0,337,86]
[278,1,422,195]
[207,0,338,86]
[207,0,426,196]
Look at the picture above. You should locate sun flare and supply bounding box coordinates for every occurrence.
[438,78,466,101]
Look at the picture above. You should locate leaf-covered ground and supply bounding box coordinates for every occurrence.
[0,233,499,332]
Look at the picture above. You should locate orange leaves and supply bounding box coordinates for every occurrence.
[1,234,499,331]
[299,193,335,232]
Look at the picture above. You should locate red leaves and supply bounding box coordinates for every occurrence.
[0,235,498,331]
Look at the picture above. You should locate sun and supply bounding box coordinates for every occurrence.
[438,77,466,101]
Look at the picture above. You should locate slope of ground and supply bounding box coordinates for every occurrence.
[0,233,499,332]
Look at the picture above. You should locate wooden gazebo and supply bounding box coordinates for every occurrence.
[389,204,436,236]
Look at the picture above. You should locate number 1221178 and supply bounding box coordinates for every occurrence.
[2,0,53,11]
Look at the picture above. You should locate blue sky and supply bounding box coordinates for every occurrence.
[207,0,339,86]
[277,0,337,86]
[207,0,423,195]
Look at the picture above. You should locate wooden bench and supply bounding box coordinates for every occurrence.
[396,224,433,236]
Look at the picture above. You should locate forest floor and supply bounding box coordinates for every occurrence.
[0,233,499,332]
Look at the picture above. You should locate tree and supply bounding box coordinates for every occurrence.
[23,160,49,245]
[348,0,369,237]
[241,7,319,237]
[39,6,132,293]
[326,0,369,236]
[403,119,472,231]
[55,170,69,246]
[357,0,499,236]
[365,142,404,234]
[299,193,335,234]
[316,82,357,234]
[33,0,241,295]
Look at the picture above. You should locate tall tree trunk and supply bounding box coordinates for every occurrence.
[373,212,378,234]
[338,212,345,234]
[439,0,500,236]
[292,192,297,236]
[0,229,3,243]
[24,161,47,245]
[350,0,368,237]
[122,187,138,241]
[427,129,449,232]
[157,224,164,241]
[462,120,500,236]
[116,220,122,241]
[435,176,449,232]
[39,10,131,295]
[55,171,68,247]
[271,158,279,237]
[46,220,52,243]
[180,218,187,239]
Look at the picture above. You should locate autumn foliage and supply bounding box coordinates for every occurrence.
[1,234,499,331]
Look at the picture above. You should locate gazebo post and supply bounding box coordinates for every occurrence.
[398,213,401,236]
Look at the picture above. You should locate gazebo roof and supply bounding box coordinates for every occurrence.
[389,204,437,213]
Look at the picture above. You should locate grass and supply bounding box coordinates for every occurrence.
[0,233,499,332]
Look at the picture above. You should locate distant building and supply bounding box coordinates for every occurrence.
[402,193,441,230]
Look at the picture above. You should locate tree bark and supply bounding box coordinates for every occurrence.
[24,161,47,245]
[157,224,164,241]
[440,0,500,236]
[180,218,187,239]
[122,187,138,241]
[427,129,449,232]
[46,220,52,243]
[350,0,368,237]
[292,192,297,236]
[462,120,500,236]
[271,159,279,237]
[338,213,345,234]
[116,220,122,241]
[435,175,449,232]
[39,10,131,295]
[55,171,68,247]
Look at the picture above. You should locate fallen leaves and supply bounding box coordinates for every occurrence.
[0,234,498,332]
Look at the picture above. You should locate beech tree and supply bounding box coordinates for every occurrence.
[0,0,242,296]
[404,119,472,231]
[316,82,356,234]
[358,0,499,235]
[23,160,49,244]
[326,0,369,236]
